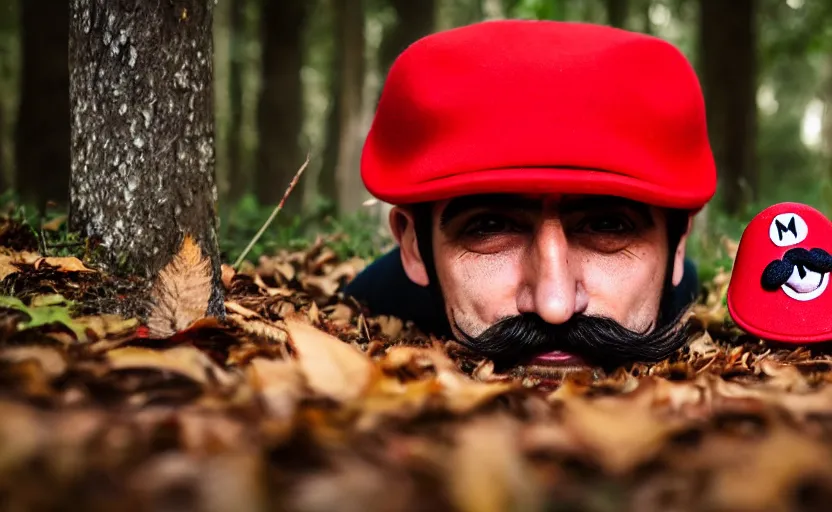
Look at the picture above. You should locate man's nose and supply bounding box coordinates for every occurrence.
[520,221,581,324]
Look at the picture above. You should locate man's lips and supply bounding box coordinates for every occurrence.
[528,350,588,367]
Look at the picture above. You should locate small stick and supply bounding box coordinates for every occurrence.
[233,153,311,270]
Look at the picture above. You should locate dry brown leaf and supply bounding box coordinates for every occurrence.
[327,258,366,282]
[226,315,288,343]
[301,275,340,298]
[198,453,268,512]
[33,256,93,272]
[377,315,403,340]
[0,346,67,378]
[758,358,811,392]
[705,426,832,511]
[381,346,515,414]
[106,346,237,388]
[448,415,543,512]
[220,264,236,290]
[224,301,261,319]
[146,234,213,339]
[0,401,46,473]
[688,331,719,360]
[176,411,248,454]
[75,315,140,341]
[41,215,67,231]
[558,385,690,474]
[327,303,354,326]
[0,254,20,281]
[247,357,303,420]
[284,316,375,403]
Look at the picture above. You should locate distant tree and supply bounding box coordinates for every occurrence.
[605,0,629,28]
[255,0,308,212]
[68,0,224,324]
[15,0,70,210]
[226,0,248,202]
[320,0,367,216]
[0,103,6,192]
[379,0,437,79]
[699,0,759,216]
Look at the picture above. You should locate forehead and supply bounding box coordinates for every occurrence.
[435,193,654,224]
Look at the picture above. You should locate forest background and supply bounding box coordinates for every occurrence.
[1,0,831,282]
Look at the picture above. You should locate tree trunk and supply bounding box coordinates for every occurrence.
[68,0,224,318]
[226,0,248,202]
[254,0,307,213]
[0,101,6,193]
[379,0,436,81]
[605,0,629,28]
[699,0,758,216]
[15,0,70,210]
[327,0,367,216]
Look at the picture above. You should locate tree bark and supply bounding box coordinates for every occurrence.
[69,0,224,318]
[15,0,70,210]
[321,0,367,217]
[379,0,436,80]
[605,0,629,28]
[699,0,758,216]
[255,0,307,212]
[0,101,6,193]
[226,0,248,202]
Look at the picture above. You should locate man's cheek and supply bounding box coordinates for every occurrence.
[449,254,521,320]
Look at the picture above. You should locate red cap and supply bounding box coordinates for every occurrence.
[361,20,716,209]
[727,203,832,343]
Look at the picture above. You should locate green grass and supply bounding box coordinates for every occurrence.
[0,191,394,265]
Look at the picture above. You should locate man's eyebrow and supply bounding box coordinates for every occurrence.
[558,196,655,225]
[439,194,542,228]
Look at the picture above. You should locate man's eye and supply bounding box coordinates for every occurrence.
[579,215,634,234]
[463,215,520,236]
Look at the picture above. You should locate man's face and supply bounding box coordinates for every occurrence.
[392,194,690,367]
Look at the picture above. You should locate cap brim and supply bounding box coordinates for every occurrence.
[367,167,713,211]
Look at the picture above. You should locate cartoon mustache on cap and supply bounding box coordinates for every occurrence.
[761,247,832,291]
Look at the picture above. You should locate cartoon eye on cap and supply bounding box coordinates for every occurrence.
[769,212,809,247]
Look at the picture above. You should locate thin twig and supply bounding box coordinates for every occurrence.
[233,153,311,270]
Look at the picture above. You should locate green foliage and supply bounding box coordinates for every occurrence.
[0,294,87,340]
[218,194,393,266]
[0,190,85,258]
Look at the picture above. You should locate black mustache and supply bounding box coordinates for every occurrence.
[761,247,832,291]
[452,310,692,369]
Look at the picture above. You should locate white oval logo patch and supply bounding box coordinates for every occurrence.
[769,212,808,247]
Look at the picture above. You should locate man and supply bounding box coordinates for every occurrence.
[345,20,717,371]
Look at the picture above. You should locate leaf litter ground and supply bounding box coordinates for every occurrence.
[2,217,832,511]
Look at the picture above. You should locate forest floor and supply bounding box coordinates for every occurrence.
[2,212,832,512]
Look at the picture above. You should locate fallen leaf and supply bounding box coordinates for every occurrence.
[0,346,67,378]
[705,426,832,511]
[0,295,88,341]
[247,357,303,420]
[284,316,374,403]
[448,415,543,512]
[377,315,403,340]
[75,314,139,339]
[381,346,516,414]
[41,215,67,231]
[300,275,339,298]
[33,256,93,272]
[225,315,288,343]
[106,346,237,388]
[558,382,691,474]
[146,234,213,339]
[224,301,261,319]
[0,254,20,281]
[221,264,236,290]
